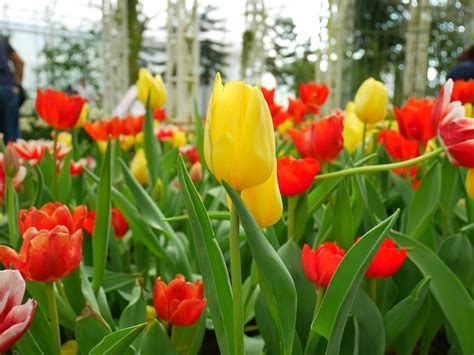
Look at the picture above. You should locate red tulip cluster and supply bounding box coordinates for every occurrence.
[36,88,86,130]
[180,145,200,164]
[261,82,329,129]
[0,203,86,282]
[288,113,344,162]
[0,270,36,353]
[377,129,419,161]
[451,80,474,104]
[153,274,207,326]
[83,207,129,238]
[84,116,143,141]
[302,237,407,289]
[13,139,70,164]
[394,98,435,144]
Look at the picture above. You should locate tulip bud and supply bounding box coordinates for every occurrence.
[204,73,276,192]
[190,162,202,183]
[152,178,164,202]
[61,340,79,355]
[136,68,167,109]
[4,144,20,178]
[354,78,388,124]
[466,169,474,200]
[343,112,364,154]
[130,148,148,185]
[240,165,282,228]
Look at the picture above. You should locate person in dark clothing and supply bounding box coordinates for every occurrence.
[0,35,24,143]
[448,45,474,81]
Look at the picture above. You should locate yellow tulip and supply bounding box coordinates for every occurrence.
[345,101,356,115]
[354,78,388,124]
[137,68,167,109]
[170,130,187,148]
[343,112,364,154]
[464,103,473,118]
[241,165,282,228]
[75,103,88,128]
[130,148,148,185]
[277,118,293,136]
[57,132,72,147]
[120,135,135,151]
[204,73,276,191]
[97,141,107,154]
[61,340,78,355]
[466,169,474,200]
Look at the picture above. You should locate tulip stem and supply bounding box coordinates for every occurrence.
[52,129,59,194]
[361,122,367,155]
[369,278,377,304]
[45,282,61,355]
[229,204,244,355]
[287,196,296,241]
[6,177,18,249]
[315,147,443,181]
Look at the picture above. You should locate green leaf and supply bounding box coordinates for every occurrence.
[193,99,206,170]
[390,232,474,354]
[62,269,86,315]
[56,157,72,203]
[120,159,192,278]
[383,276,431,345]
[139,320,177,355]
[437,234,473,285]
[278,240,316,346]
[75,305,112,355]
[92,138,113,294]
[170,316,206,355]
[361,176,387,222]
[352,290,385,355]
[405,163,441,239]
[312,210,399,355]
[333,180,354,250]
[13,330,45,355]
[143,102,161,184]
[119,283,147,329]
[225,182,297,355]
[177,155,234,355]
[89,322,147,355]
[307,178,341,216]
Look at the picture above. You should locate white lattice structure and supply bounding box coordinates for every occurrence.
[241,0,266,84]
[101,0,129,116]
[165,0,199,125]
[403,0,431,98]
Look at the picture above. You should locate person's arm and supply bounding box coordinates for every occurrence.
[9,51,24,84]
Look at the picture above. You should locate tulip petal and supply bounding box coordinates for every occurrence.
[0,299,36,352]
[169,299,207,326]
[0,270,25,322]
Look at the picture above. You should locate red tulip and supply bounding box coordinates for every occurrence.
[153,108,167,122]
[18,202,87,236]
[261,87,275,105]
[83,208,129,238]
[377,129,419,161]
[0,270,36,352]
[153,274,207,326]
[288,113,344,162]
[356,238,407,278]
[120,115,145,136]
[393,166,419,189]
[299,83,329,114]
[277,156,320,196]
[272,109,292,128]
[302,243,345,289]
[394,97,435,144]
[287,98,307,124]
[36,88,86,130]
[179,145,200,164]
[451,80,474,104]
[83,117,122,141]
[433,79,474,168]
[0,225,83,282]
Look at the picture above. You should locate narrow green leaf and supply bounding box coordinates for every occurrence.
[384,277,430,345]
[177,155,234,355]
[139,320,177,355]
[437,234,473,285]
[312,210,399,355]
[307,178,341,216]
[13,330,45,355]
[170,316,206,355]
[143,102,161,184]
[390,232,474,354]
[119,283,147,329]
[92,138,113,294]
[56,157,72,203]
[406,163,441,239]
[352,290,385,355]
[75,305,112,355]
[193,99,206,169]
[89,322,147,355]
[225,182,297,355]
[333,180,354,250]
